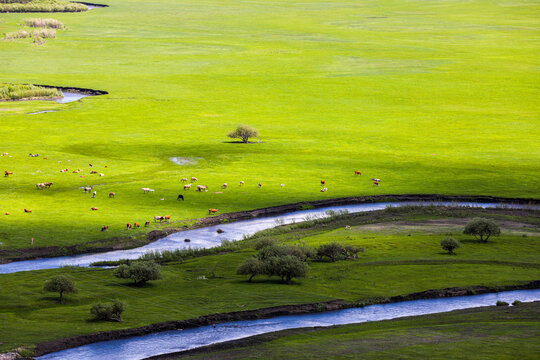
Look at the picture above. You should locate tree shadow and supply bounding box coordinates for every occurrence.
[222,141,264,144]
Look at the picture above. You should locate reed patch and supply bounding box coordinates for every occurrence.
[23,17,65,29]
[0,83,62,101]
[0,0,87,13]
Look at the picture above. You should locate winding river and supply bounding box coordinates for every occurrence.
[37,289,540,360]
[0,201,536,274]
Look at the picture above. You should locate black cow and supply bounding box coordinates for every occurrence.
[177,194,184,201]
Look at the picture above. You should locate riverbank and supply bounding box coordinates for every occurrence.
[147,301,540,360]
[32,282,540,357]
[1,194,537,263]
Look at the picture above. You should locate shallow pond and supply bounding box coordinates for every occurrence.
[37,289,540,360]
[56,92,89,103]
[0,201,535,274]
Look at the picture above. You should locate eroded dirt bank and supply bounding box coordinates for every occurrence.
[32,280,540,357]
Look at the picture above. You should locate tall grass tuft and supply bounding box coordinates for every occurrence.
[0,0,87,13]
[23,18,64,29]
[0,83,62,100]
[4,28,56,40]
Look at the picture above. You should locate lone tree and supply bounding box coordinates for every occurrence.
[43,275,77,303]
[227,124,259,143]
[91,300,125,322]
[440,237,461,255]
[113,261,162,285]
[463,218,501,242]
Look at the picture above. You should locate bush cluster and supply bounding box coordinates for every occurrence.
[316,242,363,262]
[237,243,311,284]
[113,261,162,285]
[90,300,125,322]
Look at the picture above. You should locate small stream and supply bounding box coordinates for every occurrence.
[37,289,540,360]
[0,201,535,274]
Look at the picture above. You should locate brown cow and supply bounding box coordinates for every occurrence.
[258,183,262,188]
[145,221,150,227]
[44,182,53,188]
[222,183,228,189]
[101,225,109,232]
[191,177,198,182]
[372,181,380,187]
[134,222,140,229]
[109,192,115,198]
[320,180,326,185]
[164,215,171,223]
[4,212,9,215]
[24,209,32,213]
[355,170,362,176]
[91,207,98,211]
[90,171,98,174]
[208,208,218,215]
[4,171,13,177]
[126,223,132,230]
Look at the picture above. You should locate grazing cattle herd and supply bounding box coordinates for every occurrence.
[3,153,383,235]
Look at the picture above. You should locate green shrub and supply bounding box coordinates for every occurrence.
[496,301,509,306]
[317,242,346,262]
[90,300,125,322]
[512,300,523,306]
[463,218,501,242]
[113,261,162,285]
[440,237,461,255]
[254,237,277,250]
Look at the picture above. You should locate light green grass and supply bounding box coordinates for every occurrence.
[0,213,538,352]
[0,0,539,249]
[173,302,540,360]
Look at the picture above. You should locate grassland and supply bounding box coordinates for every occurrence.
[164,302,540,360]
[0,0,538,251]
[0,209,538,353]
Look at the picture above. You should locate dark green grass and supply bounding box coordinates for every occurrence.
[0,213,538,352]
[170,302,540,360]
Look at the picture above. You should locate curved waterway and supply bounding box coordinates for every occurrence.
[37,289,540,360]
[0,201,535,274]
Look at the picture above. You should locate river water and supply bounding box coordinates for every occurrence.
[37,289,540,360]
[0,201,535,274]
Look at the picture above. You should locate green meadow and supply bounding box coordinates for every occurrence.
[0,208,538,352]
[0,0,538,251]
